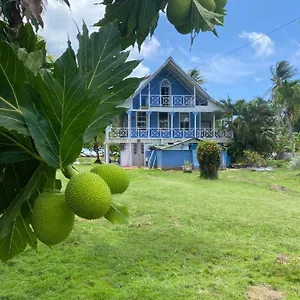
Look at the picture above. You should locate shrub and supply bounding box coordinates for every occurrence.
[267,159,287,168]
[289,156,300,171]
[196,141,221,179]
[240,150,267,168]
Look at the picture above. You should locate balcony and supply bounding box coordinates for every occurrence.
[108,128,233,140]
[140,95,195,108]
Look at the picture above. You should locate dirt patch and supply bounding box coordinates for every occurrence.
[132,214,153,228]
[268,184,289,192]
[276,254,289,265]
[247,285,285,300]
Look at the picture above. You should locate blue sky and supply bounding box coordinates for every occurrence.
[42,0,300,102]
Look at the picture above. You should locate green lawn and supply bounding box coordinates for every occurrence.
[0,166,300,299]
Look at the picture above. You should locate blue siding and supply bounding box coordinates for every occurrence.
[158,150,193,170]
[150,112,158,128]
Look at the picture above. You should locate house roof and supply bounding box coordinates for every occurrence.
[124,57,225,110]
[152,138,201,150]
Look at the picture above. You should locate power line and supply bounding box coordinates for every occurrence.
[198,16,300,68]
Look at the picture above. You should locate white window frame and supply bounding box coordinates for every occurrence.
[180,112,190,130]
[158,112,169,129]
[136,111,147,129]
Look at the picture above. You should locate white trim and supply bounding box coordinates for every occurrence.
[160,79,172,96]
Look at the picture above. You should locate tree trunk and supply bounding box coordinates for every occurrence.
[94,136,102,164]
[287,116,295,157]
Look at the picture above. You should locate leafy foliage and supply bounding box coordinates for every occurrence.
[196,141,221,179]
[224,98,277,162]
[0,22,141,260]
[97,0,226,49]
[239,150,267,168]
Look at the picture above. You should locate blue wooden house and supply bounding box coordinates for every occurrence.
[104,57,232,168]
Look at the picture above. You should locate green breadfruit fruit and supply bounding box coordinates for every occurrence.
[167,0,192,26]
[175,21,193,35]
[215,0,227,8]
[65,172,111,220]
[32,192,75,246]
[197,0,216,11]
[91,164,130,194]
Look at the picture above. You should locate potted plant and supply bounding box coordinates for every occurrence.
[182,161,193,173]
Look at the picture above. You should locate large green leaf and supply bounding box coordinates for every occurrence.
[77,23,142,142]
[22,46,98,169]
[0,161,56,261]
[0,129,38,163]
[0,41,30,135]
[105,201,130,225]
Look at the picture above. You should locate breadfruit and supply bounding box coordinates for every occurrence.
[65,172,111,220]
[197,0,216,11]
[215,0,227,8]
[175,21,193,35]
[91,164,130,194]
[215,6,224,24]
[167,0,192,26]
[32,192,75,246]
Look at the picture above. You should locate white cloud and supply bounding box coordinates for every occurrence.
[239,31,274,58]
[254,77,262,83]
[40,0,105,57]
[130,63,151,77]
[129,36,161,60]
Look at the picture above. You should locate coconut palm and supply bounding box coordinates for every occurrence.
[188,68,206,85]
[270,61,297,91]
[272,80,300,157]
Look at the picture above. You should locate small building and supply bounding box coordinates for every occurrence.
[104,57,233,167]
[147,138,230,170]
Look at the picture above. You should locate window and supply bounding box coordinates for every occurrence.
[136,112,147,129]
[180,113,190,129]
[133,143,145,154]
[160,79,171,106]
[158,112,169,129]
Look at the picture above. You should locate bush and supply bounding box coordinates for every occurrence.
[240,150,267,168]
[267,159,287,168]
[196,141,221,179]
[289,156,300,171]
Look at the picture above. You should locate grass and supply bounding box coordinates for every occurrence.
[0,166,300,299]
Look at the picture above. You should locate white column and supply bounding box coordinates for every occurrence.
[199,112,202,138]
[194,113,197,138]
[129,142,132,167]
[213,113,216,138]
[105,143,110,163]
[127,112,131,138]
[193,86,196,107]
[171,113,174,138]
[139,92,142,108]
[147,112,151,137]
[148,83,151,107]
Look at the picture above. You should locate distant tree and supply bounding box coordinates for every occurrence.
[227,97,277,161]
[270,61,297,91]
[272,80,300,157]
[188,68,206,85]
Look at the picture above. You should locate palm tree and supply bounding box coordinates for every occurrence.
[188,68,206,85]
[270,61,297,91]
[272,80,300,157]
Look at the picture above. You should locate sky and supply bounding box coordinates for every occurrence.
[40,0,300,102]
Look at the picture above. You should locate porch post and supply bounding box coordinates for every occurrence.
[129,142,132,167]
[146,111,152,138]
[105,143,110,163]
[213,113,216,138]
[139,92,142,108]
[170,112,174,138]
[148,83,151,107]
[193,86,196,107]
[193,112,198,138]
[199,112,202,138]
[127,111,132,138]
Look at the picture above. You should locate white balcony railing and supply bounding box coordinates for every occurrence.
[108,128,233,140]
[140,95,195,107]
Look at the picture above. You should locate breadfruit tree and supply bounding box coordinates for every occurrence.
[0,0,228,261]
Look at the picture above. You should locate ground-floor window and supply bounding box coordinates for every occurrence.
[133,143,145,155]
[180,112,190,129]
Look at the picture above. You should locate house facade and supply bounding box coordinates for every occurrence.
[104,57,232,167]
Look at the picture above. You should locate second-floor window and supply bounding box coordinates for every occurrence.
[180,113,190,129]
[136,112,147,129]
[160,79,171,106]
